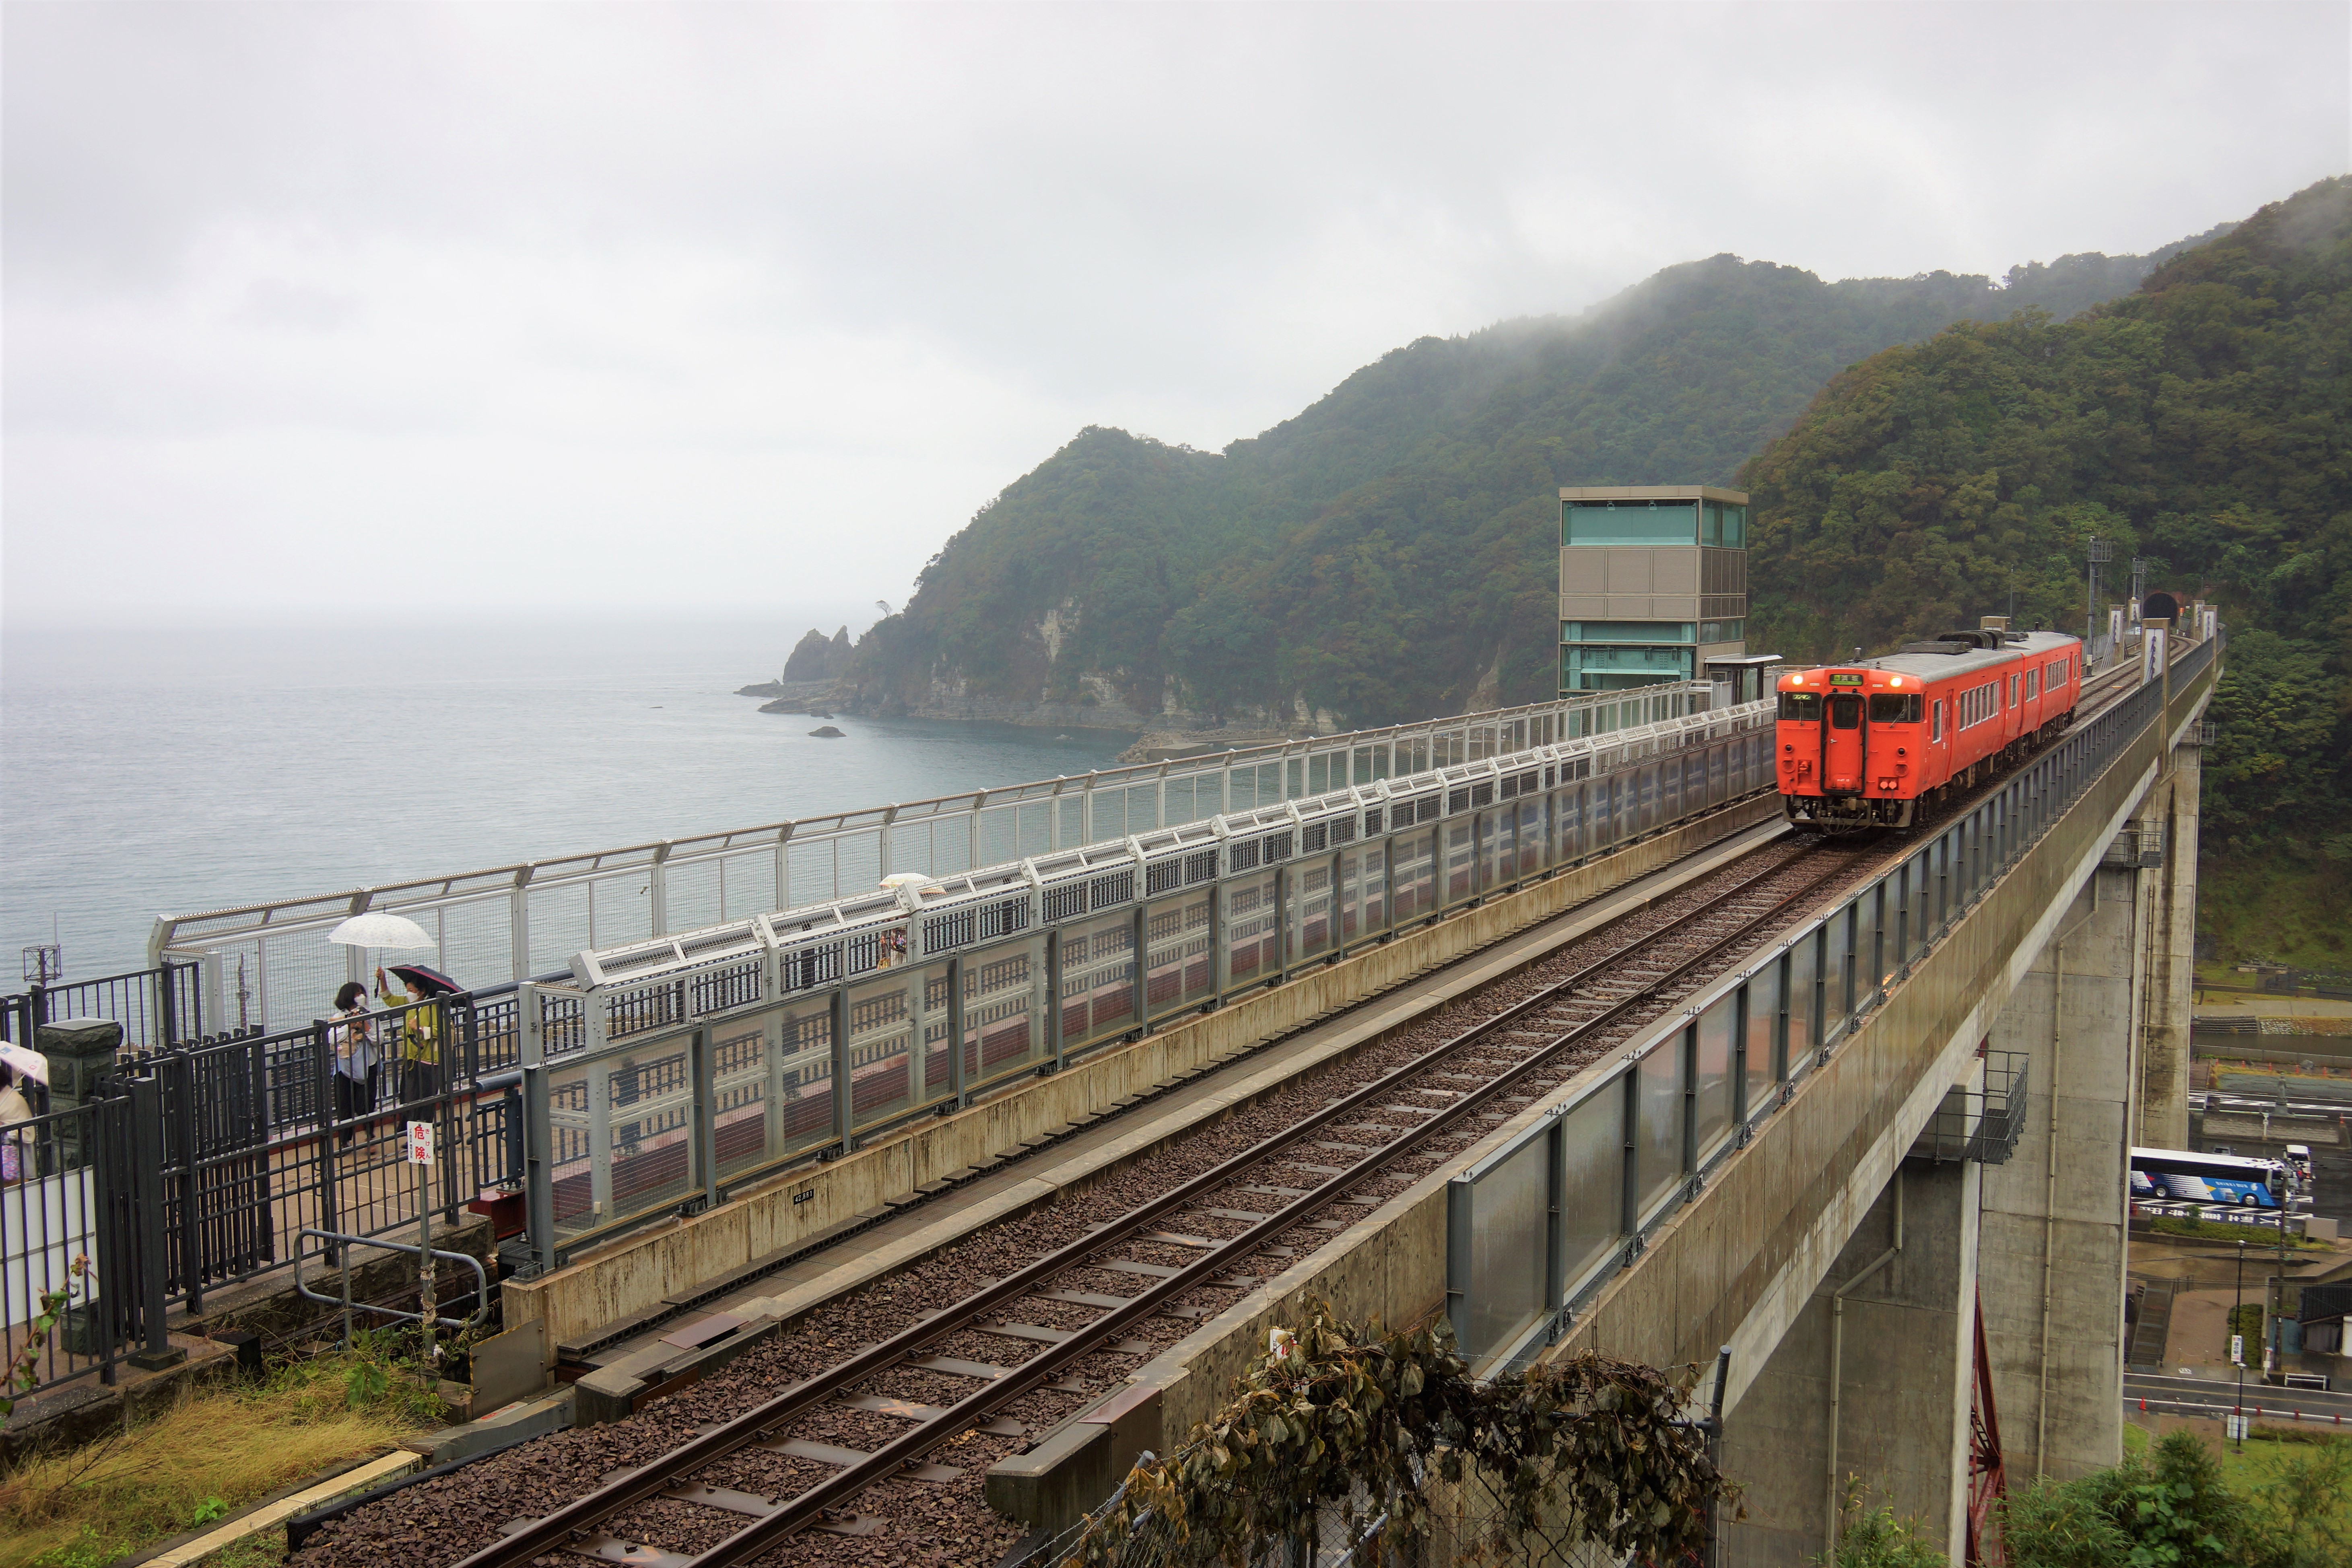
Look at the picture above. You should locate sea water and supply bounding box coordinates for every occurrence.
[0,618,1134,981]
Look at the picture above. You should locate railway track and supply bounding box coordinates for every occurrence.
[339,834,1860,1568]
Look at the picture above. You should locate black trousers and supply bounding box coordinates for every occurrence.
[334,1067,378,1146]
[402,1059,439,1105]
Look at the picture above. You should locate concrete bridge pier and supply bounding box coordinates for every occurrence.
[1979,862,2143,1488]
[2136,737,2202,1149]
[1719,1152,1982,1565]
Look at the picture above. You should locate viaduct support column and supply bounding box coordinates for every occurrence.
[2137,738,2202,1149]
[1720,1154,1981,1566]
[1979,864,2139,1486]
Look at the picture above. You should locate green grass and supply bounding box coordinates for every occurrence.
[2198,851,2352,972]
[2124,1420,2352,1531]
[0,1335,443,1568]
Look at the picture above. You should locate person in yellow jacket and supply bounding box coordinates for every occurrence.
[375,966,441,1106]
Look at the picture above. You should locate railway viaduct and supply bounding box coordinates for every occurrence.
[1579,633,2211,1565]
[971,629,2218,1566]
[103,620,2215,1567]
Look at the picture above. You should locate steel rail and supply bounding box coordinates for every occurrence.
[455,839,1847,1568]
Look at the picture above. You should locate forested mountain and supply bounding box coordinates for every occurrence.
[1743,178,2349,964]
[844,227,2229,729]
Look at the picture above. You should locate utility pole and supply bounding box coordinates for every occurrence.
[2086,538,2113,647]
[2233,1239,2247,1450]
[2272,1174,2289,1381]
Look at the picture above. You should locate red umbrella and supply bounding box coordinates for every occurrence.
[388,963,464,998]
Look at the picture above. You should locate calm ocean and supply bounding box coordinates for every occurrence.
[0,618,1134,983]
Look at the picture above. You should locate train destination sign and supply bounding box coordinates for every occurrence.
[1827,673,1865,685]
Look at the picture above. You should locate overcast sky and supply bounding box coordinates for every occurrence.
[4,2,2346,632]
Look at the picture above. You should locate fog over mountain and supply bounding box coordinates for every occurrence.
[4,3,2344,626]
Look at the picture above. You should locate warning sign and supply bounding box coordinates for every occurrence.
[405,1121,435,1166]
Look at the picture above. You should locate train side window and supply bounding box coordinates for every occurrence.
[1778,692,1822,722]
[1830,694,1861,729]
[1868,694,1921,723]
[2008,675,2017,707]
[1931,700,1944,740]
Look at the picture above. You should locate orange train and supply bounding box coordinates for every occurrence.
[1776,619,2084,831]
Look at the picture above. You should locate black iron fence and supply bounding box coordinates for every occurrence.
[2,991,524,1401]
[1,961,204,1053]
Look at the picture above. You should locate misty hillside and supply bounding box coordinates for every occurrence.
[1744,177,2350,966]
[845,224,2232,728]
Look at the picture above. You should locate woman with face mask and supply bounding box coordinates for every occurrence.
[329,980,379,1149]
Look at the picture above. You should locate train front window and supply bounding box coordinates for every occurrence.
[1830,694,1861,729]
[1868,694,1922,723]
[1778,692,1822,722]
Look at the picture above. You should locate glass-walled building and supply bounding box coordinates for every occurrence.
[1558,484,1772,701]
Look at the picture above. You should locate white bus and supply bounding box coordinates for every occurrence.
[2129,1146,2285,1209]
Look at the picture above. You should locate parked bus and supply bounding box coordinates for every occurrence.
[2129,1146,2285,1208]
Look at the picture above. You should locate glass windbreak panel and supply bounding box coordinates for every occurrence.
[1694,999,1734,1163]
[546,1055,596,1236]
[1291,861,1334,960]
[1444,821,1475,904]
[1565,503,1699,546]
[1822,907,1851,1039]
[1222,872,1279,988]
[965,937,1045,1088]
[1392,831,1436,923]
[1558,1091,1624,1294]
[1745,960,1780,1115]
[921,963,954,1101]
[1467,1137,1550,1362]
[1065,913,1136,1048]
[606,1036,696,1220]
[711,1015,773,1180]
[1637,1043,1683,1218]
[1909,853,1931,962]
[848,974,917,1129]
[774,995,837,1154]
[1789,929,1818,1055]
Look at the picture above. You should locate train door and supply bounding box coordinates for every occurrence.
[1824,685,1866,794]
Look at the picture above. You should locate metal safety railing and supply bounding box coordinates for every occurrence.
[1445,627,2221,1372]
[293,1228,491,1340]
[146,685,1718,1034]
[509,696,1784,1266]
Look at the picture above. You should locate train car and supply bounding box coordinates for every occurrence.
[1776,618,2084,830]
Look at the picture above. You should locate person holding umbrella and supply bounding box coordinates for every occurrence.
[375,963,459,1105]
[322,911,435,1141]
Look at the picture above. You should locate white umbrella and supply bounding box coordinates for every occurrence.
[0,1040,49,1086]
[328,912,434,950]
